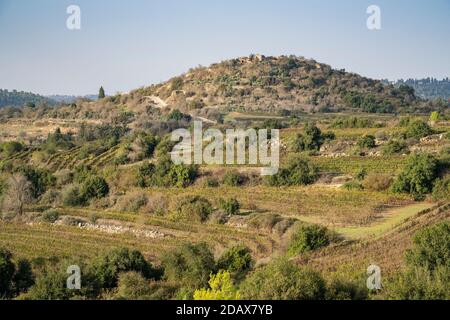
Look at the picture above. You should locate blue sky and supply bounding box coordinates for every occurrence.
[0,0,449,95]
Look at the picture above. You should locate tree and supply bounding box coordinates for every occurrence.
[81,175,109,200]
[161,243,215,294]
[90,248,159,289]
[98,86,106,99]
[240,258,326,300]
[193,271,240,300]
[392,153,439,199]
[406,120,433,139]
[216,245,253,281]
[2,174,33,217]
[0,248,16,297]
[288,224,330,256]
[266,155,317,186]
[357,135,376,149]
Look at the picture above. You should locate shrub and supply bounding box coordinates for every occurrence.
[90,248,159,289]
[0,248,16,297]
[161,243,216,295]
[203,177,219,188]
[216,245,253,281]
[357,135,376,149]
[41,209,60,223]
[219,198,240,216]
[222,171,245,187]
[1,141,24,156]
[406,120,433,139]
[292,123,331,152]
[114,191,148,213]
[81,175,109,200]
[240,259,326,300]
[382,139,408,155]
[288,224,330,256]
[172,196,213,222]
[193,271,240,300]
[266,156,317,186]
[325,277,368,300]
[363,174,393,191]
[61,184,85,206]
[392,153,439,199]
[405,222,450,271]
[115,272,152,300]
[432,177,450,201]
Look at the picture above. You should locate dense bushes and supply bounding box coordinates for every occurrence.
[222,171,245,187]
[219,198,240,216]
[172,196,213,222]
[386,222,450,299]
[405,120,433,139]
[392,153,439,199]
[216,245,253,281]
[161,243,216,296]
[357,135,376,149]
[240,259,327,300]
[266,156,317,186]
[0,248,34,298]
[288,224,330,256]
[382,139,408,155]
[81,175,109,200]
[292,123,334,152]
[137,157,198,188]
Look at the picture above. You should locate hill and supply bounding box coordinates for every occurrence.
[0,89,55,108]
[393,78,450,101]
[133,54,437,114]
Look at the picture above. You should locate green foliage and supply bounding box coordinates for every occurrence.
[171,77,184,91]
[42,128,74,153]
[1,141,24,156]
[429,111,440,123]
[81,175,109,200]
[0,89,52,108]
[167,109,191,122]
[61,184,85,206]
[98,86,106,99]
[222,171,245,187]
[90,248,159,289]
[219,198,240,216]
[330,117,378,129]
[266,155,317,186]
[0,248,34,298]
[325,277,368,300]
[392,153,439,199]
[240,259,326,300]
[288,224,330,256]
[357,135,376,149]
[41,209,60,223]
[216,245,253,281]
[173,196,213,222]
[115,271,153,300]
[193,271,240,300]
[405,222,450,271]
[162,243,216,294]
[15,166,55,198]
[136,157,198,188]
[382,139,408,155]
[432,177,450,201]
[405,120,433,139]
[292,123,331,152]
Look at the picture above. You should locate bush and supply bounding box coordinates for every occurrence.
[90,248,159,289]
[0,248,16,297]
[240,259,326,300]
[61,184,85,206]
[363,174,393,191]
[203,177,219,188]
[1,141,24,156]
[81,175,109,200]
[288,224,330,256]
[292,123,332,152]
[161,243,216,294]
[357,135,376,149]
[406,120,433,139]
[114,192,148,213]
[41,209,60,223]
[392,153,439,199]
[115,272,153,300]
[172,196,213,223]
[216,245,253,281]
[432,177,450,201]
[382,139,408,155]
[266,156,317,186]
[193,271,240,300]
[219,198,240,216]
[405,222,450,271]
[222,171,245,187]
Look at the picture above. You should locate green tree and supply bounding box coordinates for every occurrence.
[288,224,330,256]
[392,153,439,199]
[240,258,326,300]
[216,245,253,281]
[81,175,109,200]
[161,243,215,295]
[98,86,106,99]
[193,271,240,300]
